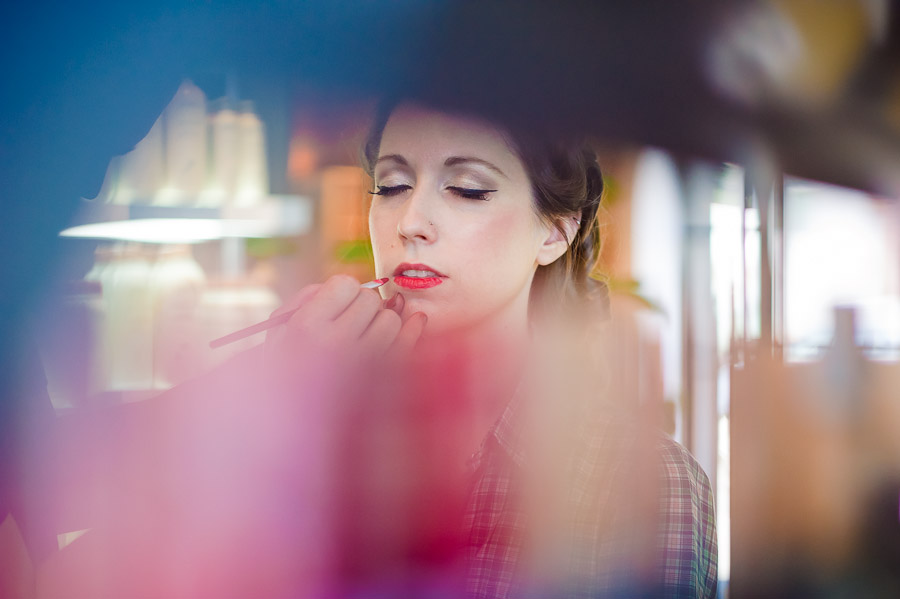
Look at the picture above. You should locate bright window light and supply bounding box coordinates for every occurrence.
[60,218,278,244]
[785,178,900,359]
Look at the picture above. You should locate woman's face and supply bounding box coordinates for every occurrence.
[369,104,567,334]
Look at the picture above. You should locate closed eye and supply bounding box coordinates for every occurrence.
[369,184,412,197]
[447,186,497,201]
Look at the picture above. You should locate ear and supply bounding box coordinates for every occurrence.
[536,216,580,266]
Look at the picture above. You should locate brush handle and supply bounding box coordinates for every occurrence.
[208,278,388,349]
[209,311,294,349]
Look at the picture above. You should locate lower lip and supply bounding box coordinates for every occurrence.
[393,275,444,290]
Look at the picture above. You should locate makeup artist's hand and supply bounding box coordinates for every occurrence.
[267,274,427,359]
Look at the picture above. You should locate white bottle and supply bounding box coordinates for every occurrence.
[150,245,206,388]
[102,243,155,392]
[234,101,268,207]
[157,80,208,206]
[200,99,239,207]
[92,156,122,204]
[84,246,112,395]
[84,245,113,284]
[116,114,165,205]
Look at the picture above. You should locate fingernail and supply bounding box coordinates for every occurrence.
[394,293,405,314]
[385,293,398,310]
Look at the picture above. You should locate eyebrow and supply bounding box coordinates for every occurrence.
[374,154,508,179]
[444,156,508,179]
[374,154,409,167]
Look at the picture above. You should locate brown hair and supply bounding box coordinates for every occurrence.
[361,99,609,320]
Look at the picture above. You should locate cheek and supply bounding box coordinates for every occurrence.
[453,207,542,287]
[368,208,397,258]
[486,206,541,259]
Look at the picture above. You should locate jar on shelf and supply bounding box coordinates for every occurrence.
[150,244,207,389]
[102,243,155,391]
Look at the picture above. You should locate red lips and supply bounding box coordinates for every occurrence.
[392,262,446,290]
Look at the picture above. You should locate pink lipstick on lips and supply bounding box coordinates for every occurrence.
[392,262,446,290]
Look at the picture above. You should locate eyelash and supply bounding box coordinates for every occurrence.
[448,186,496,201]
[368,185,411,197]
[368,185,497,201]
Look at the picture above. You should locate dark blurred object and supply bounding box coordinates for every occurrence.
[847,480,900,595]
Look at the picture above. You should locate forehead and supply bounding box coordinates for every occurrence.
[378,103,525,176]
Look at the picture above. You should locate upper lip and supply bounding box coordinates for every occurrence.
[392,262,447,277]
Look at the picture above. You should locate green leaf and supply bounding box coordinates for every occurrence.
[245,237,297,259]
[601,174,619,207]
[335,239,374,263]
[604,275,667,319]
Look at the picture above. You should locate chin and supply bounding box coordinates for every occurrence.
[398,302,447,334]
[411,305,497,340]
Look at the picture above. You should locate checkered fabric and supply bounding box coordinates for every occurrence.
[462,395,718,599]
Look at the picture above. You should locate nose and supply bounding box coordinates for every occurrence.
[396,188,436,244]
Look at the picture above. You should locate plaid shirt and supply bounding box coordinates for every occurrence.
[462,392,718,598]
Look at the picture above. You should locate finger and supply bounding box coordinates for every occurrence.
[266,284,322,344]
[383,292,404,316]
[333,288,383,340]
[388,312,427,359]
[358,309,403,356]
[383,292,397,310]
[294,274,361,324]
[266,283,322,341]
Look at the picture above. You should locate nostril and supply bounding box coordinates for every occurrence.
[396,202,436,242]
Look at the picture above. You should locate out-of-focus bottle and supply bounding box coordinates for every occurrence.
[83,245,112,395]
[157,80,208,206]
[823,306,865,422]
[84,245,113,284]
[234,101,268,207]
[115,114,165,205]
[151,244,206,388]
[102,243,155,392]
[92,156,122,204]
[200,98,240,207]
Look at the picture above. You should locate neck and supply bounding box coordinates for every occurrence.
[414,299,533,463]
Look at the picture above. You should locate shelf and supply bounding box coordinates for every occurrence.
[59,195,313,243]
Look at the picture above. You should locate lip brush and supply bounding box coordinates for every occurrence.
[208,278,389,349]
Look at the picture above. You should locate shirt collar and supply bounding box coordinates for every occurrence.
[466,377,530,473]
